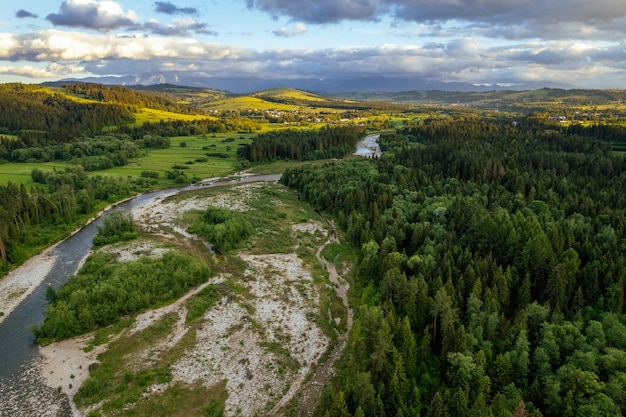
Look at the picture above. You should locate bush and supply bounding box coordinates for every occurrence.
[140,170,159,179]
[188,207,253,252]
[35,252,212,340]
[92,210,138,247]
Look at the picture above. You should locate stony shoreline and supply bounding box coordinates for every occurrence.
[0,248,56,325]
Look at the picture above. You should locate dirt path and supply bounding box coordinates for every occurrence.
[270,221,353,416]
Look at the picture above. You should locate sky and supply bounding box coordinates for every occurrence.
[0,0,625,89]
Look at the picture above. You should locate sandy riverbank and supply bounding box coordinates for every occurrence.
[37,335,107,417]
[0,248,56,325]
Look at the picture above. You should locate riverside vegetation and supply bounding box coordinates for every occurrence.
[1,82,626,416]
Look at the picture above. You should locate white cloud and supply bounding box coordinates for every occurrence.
[272,23,307,37]
[0,29,624,87]
[0,65,55,78]
[46,0,138,31]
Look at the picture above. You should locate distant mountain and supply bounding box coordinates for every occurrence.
[48,72,574,94]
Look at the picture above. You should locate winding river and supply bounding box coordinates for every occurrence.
[0,174,281,416]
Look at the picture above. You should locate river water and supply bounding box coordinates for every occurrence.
[0,174,280,416]
[354,133,382,158]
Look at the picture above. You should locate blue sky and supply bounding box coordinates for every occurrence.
[1,0,625,89]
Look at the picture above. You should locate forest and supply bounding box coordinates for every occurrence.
[280,116,626,417]
[0,83,134,140]
[236,125,366,162]
[0,167,157,275]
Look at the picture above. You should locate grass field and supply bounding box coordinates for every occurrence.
[97,133,253,180]
[130,108,213,126]
[0,161,68,187]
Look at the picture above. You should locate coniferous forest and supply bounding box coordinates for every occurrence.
[280,116,626,417]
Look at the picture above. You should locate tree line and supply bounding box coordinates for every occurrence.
[2,133,170,170]
[0,167,157,275]
[62,83,204,115]
[0,83,133,142]
[280,116,626,417]
[237,125,365,163]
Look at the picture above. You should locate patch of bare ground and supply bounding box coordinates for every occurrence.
[96,239,172,263]
[0,248,55,324]
[38,335,107,416]
[171,252,328,416]
[36,181,350,417]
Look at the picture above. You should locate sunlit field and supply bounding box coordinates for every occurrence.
[0,161,69,187]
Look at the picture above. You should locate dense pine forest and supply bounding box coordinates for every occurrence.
[281,116,626,417]
[237,125,365,162]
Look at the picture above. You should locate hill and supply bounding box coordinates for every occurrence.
[335,88,626,111]
[51,71,576,93]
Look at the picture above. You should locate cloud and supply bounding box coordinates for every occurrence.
[143,19,217,36]
[246,0,387,24]
[0,61,84,78]
[245,0,626,41]
[15,9,39,19]
[272,23,307,37]
[1,29,624,88]
[154,1,198,15]
[46,0,138,31]
[0,65,55,78]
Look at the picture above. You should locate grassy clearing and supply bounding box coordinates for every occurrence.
[202,96,296,111]
[130,108,211,126]
[126,381,227,417]
[76,313,179,408]
[255,87,328,102]
[95,133,253,180]
[0,161,69,186]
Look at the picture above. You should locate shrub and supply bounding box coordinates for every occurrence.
[140,170,159,178]
[92,210,138,247]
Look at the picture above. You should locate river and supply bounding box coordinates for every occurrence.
[354,133,382,158]
[0,174,281,416]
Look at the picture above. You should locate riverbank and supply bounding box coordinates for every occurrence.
[37,335,107,417]
[0,171,265,325]
[0,248,55,325]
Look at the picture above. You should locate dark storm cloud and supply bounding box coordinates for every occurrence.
[46,0,137,31]
[245,0,626,40]
[154,1,198,16]
[246,0,387,24]
[143,19,217,36]
[15,9,39,19]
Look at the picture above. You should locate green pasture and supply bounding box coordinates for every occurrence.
[201,95,347,114]
[0,125,333,187]
[203,96,298,111]
[0,161,68,187]
[99,133,253,180]
[130,108,212,126]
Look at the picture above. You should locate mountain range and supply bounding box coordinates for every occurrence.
[50,72,574,94]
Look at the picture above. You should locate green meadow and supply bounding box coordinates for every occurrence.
[100,133,252,180]
[0,161,69,187]
[130,108,212,126]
